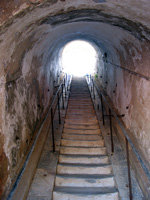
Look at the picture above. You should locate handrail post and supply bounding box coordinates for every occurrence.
[100,95,105,125]
[90,75,93,92]
[93,82,95,99]
[67,81,69,91]
[57,93,61,124]
[51,108,55,152]
[126,138,133,200]
[109,108,114,153]
[91,84,93,93]
[62,84,64,109]
[91,77,93,93]
[67,75,69,92]
[92,79,95,99]
[64,78,67,98]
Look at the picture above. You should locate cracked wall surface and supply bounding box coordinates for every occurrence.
[1,0,150,198]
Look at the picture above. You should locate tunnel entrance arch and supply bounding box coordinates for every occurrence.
[61,40,99,77]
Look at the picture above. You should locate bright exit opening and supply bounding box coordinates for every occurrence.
[61,40,97,77]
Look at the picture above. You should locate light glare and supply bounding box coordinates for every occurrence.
[62,40,97,77]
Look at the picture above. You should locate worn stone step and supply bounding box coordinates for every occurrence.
[59,155,109,164]
[69,91,89,93]
[57,164,112,175]
[65,115,96,119]
[69,96,91,99]
[60,147,107,155]
[61,139,104,147]
[67,109,95,112]
[55,174,115,187]
[68,104,94,109]
[70,88,89,90]
[70,94,90,97]
[69,97,91,99]
[68,103,92,106]
[63,124,99,129]
[53,188,119,200]
[66,115,97,119]
[65,119,98,125]
[67,106,94,110]
[66,114,96,118]
[65,118,97,122]
[69,93,90,95]
[70,91,89,93]
[62,133,102,141]
[66,112,95,116]
[63,128,101,135]
[68,100,92,103]
[67,110,95,114]
[69,90,89,92]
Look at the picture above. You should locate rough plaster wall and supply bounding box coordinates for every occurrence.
[0,22,60,199]
[98,38,150,167]
[0,70,7,197]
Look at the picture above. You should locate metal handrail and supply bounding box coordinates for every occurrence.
[50,74,72,152]
[90,76,150,200]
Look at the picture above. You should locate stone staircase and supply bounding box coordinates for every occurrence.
[53,77,119,200]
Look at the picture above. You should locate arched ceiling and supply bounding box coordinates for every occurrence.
[0,0,150,80]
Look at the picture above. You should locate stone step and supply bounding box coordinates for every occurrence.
[67,110,95,114]
[65,119,98,125]
[70,91,89,93]
[69,96,91,99]
[53,188,119,200]
[68,100,92,103]
[70,89,89,91]
[69,94,90,97]
[63,124,99,129]
[59,155,109,164]
[66,112,95,116]
[67,105,94,109]
[67,108,95,112]
[63,128,101,134]
[57,164,112,175]
[61,139,104,147]
[62,133,102,140]
[65,115,96,119]
[70,88,89,90]
[60,147,107,155]
[69,97,91,99]
[68,103,93,106]
[69,92,89,94]
[65,114,96,119]
[65,118,98,122]
[55,174,115,187]
[69,91,89,93]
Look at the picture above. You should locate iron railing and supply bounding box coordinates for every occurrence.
[88,76,150,200]
[50,74,71,152]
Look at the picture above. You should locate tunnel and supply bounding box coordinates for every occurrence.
[0,1,150,199]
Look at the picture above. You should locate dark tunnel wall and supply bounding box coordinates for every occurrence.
[1,0,150,198]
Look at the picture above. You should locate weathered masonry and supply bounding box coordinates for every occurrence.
[0,0,150,199]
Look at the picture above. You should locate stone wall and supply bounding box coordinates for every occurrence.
[0,21,61,199]
[97,39,150,168]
